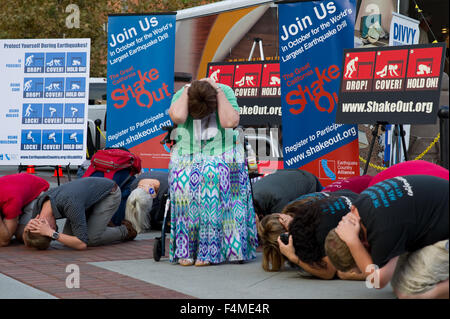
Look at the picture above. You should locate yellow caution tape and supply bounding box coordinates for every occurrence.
[359,156,387,171]
[96,125,107,140]
[414,133,440,160]
[359,133,440,171]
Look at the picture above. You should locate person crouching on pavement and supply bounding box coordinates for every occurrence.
[0,173,49,246]
[259,189,363,280]
[325,175,449,299]
[23,177,137,250]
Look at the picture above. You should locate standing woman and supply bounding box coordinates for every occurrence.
[168,78,258,266]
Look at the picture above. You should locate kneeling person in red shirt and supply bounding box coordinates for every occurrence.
[0,173,49,246]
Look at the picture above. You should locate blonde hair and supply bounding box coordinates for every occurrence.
[324,229,357,272]
[125,188,152,234]
[23,230,51,250]
[257,214,287,272]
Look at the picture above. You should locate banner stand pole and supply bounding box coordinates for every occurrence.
[364,122,410,175]
[438,106,449,169]
[398,125,409,161]
[363,122,389,175]
[55,165,60,186]
[66,164,71,182]
[248,38,264,61]
[363,123,380,175]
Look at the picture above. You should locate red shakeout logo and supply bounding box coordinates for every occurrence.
[286,65,340,115]
[261,63,280,87]
[374,50,408,79]
[407,47,443,78]
[234,64,261,88]
[110,67,171,109]
[373,49,408,92]
[343,51,375,80]
[406,47,443,91]
[342,51,375,93]
[209,64,235,87]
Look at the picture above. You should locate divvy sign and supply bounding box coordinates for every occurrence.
[389,12,419,46]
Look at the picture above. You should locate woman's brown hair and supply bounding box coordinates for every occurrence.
[257,214,287,272]
[187,80,218,119]
[257,196,325,272]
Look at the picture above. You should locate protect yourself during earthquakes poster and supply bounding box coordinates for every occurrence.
[0,38,90,166]
[278,0,360,185]
[106,13,175,169]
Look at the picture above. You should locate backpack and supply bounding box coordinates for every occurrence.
[82,148,142,225]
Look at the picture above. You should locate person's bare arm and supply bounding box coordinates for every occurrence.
[168,86,189,124]
[377,256,398,288]
[14,224,25,243]
[53,233,87,250]
[344,237,396,287]
[297,256,337,280]
[0,217,18,246]
[216,87,239,128]
[337,269,367,281]
[0,218,11,246]
[277,235,336,280]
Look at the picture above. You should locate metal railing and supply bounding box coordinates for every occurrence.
[438,106,449,169]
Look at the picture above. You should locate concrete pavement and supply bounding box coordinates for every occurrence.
[90,254,395,299]
[0,273,57,299]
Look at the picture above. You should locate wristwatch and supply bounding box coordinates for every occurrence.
[51,231,60,241]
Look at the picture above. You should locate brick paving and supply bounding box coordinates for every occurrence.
[0,238,194,299]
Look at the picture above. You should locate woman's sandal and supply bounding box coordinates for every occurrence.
[194,260,211,267]
[179,258,194,266]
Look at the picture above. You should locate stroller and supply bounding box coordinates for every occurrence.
[82,147,142,226]
[153,126,174,261]
[152,126,262,261]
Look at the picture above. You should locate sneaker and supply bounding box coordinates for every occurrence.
[122,220,137,241]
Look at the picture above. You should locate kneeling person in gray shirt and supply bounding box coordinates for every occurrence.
[22,177,137,250]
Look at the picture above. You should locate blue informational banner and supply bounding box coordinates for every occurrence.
[278,0,360,185]
[106,13,175,169]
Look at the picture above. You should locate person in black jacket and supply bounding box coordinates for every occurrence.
[252,169,323,223]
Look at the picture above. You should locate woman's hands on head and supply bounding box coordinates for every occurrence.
[200,77,218,89]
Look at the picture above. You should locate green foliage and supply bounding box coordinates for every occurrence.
[0,0,220,77]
